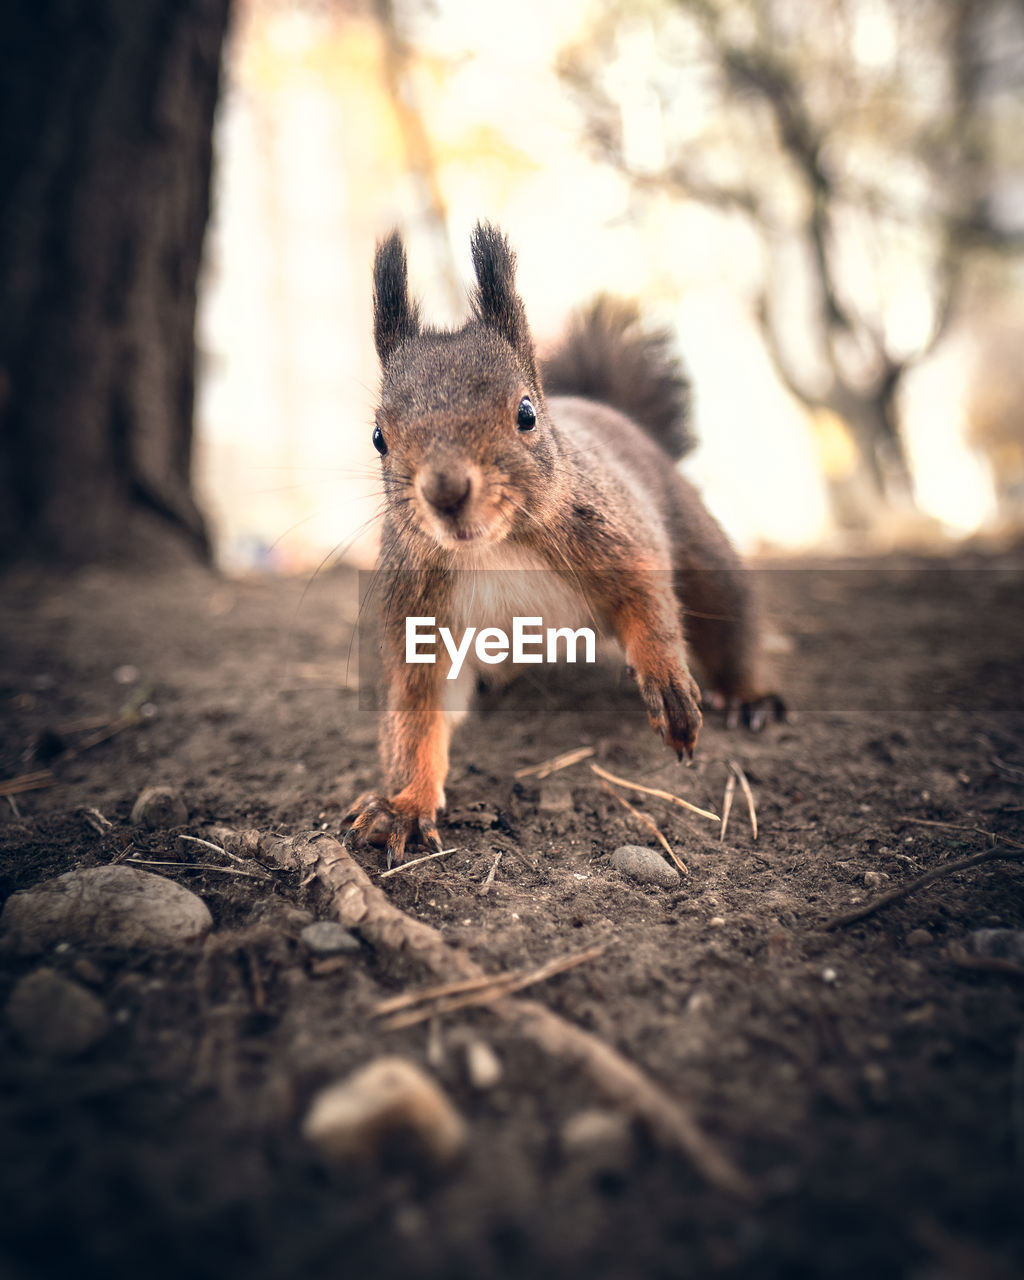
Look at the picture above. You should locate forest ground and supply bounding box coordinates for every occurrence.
[1,551,1022,1280]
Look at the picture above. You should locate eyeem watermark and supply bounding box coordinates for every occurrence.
[406,616,597,679]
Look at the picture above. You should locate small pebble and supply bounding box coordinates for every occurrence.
[71,956,105,986]
[863,870,889,889]
[130,785,187,830]
[709,916,726,928]
[0,866,212,955]
[465,1039,502,1090]
[6,968,110,1056]
[561,1108,634,1171]
[821,967,838,983]
[300,921,361,956]
[302,1056,467,1170]
[610,845,680,888]
[967,929,1024,962]
[906,928,932,948]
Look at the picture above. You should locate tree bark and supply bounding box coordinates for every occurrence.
[0,0,230,566]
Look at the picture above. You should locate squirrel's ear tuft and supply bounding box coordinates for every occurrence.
[373,232,420,365]
[470,222,539,387]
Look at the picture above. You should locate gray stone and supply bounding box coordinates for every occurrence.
[130,785,187,829]
[561,1108,634,1170]
[6,968,110,1056]
[610,845,680,888]
[303,1056,467,1169]
[300,921,361,956]
[0,865,213,955]
[465,1039,502,1090]
[968,928,1024,962]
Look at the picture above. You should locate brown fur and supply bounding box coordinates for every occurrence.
[345,222,782,863]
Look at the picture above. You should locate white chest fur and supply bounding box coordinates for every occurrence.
[448,543,600,645]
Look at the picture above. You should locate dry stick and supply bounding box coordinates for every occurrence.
[376,945,607,1032]
[374,970,524,1017]
[600,780,688,875]
[0,769,54,797]
[73,713,138,753]
[589,763,720,823]
[896,816,1024,851]
[730,762,758,841]
[378,847,459,879]
[0,713,142,799]
[254,829,751,1199]
[179,834,248,864]
[514,745,595,780]
[126,856,272,881]
[720,773,736,843]
[947,942,1024,979]
[824,846,1024,930]
[479,851,502,895]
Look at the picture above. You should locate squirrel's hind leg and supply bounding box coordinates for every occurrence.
[672,567,786,733]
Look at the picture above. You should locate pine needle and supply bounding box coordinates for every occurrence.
[515,745,595,780]
[590,763,719,822]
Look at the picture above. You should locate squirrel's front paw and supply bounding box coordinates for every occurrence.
[638,669,703,760]
[342,791,443,869]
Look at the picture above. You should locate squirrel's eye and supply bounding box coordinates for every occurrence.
[372,425,388,456]
[517,397,536,431]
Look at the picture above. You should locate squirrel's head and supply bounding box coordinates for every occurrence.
[371,223,559,552]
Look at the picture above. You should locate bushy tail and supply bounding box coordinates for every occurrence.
[541,296,695,460]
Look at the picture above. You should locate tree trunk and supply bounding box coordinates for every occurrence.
[0,0,230,566]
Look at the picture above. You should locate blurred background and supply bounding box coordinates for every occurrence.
[3,0,1023,572]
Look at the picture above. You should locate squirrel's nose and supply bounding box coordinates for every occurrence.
[421,467,472,517]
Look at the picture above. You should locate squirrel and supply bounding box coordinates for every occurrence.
[344,222,783,865]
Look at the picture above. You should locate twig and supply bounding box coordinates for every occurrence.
[178,833,247,864]
[896,816,982,832]
[824,846,1024,929]
[947,942,1024,979]
[245,948,268,1011]
[376,945,607,1030]
[991,754,1024,780]
[0,769,54,797]
[600,780,688,874]
[78,807,112,835]
[378,847,458,879]
[479,851,502,895]
[720,772,736,842]
[249,828,752,1198]
[730,761,758,841]
[126,857,271,881]
[375,970,522,1016]
[515,745,595,780]
[589,763,720,822]
[73,712,140,754]
[895,817,1024,851]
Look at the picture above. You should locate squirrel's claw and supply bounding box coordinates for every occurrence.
[343,792,444,867]
[718,692,787,734]
[638,670,702,761]
[342,792,391,850]
[384,810,443,868]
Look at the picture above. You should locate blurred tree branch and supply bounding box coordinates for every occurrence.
[373,0,462,314]
[560,0,1024,526]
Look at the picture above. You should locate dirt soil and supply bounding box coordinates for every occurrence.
[1,553,1022,1280]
